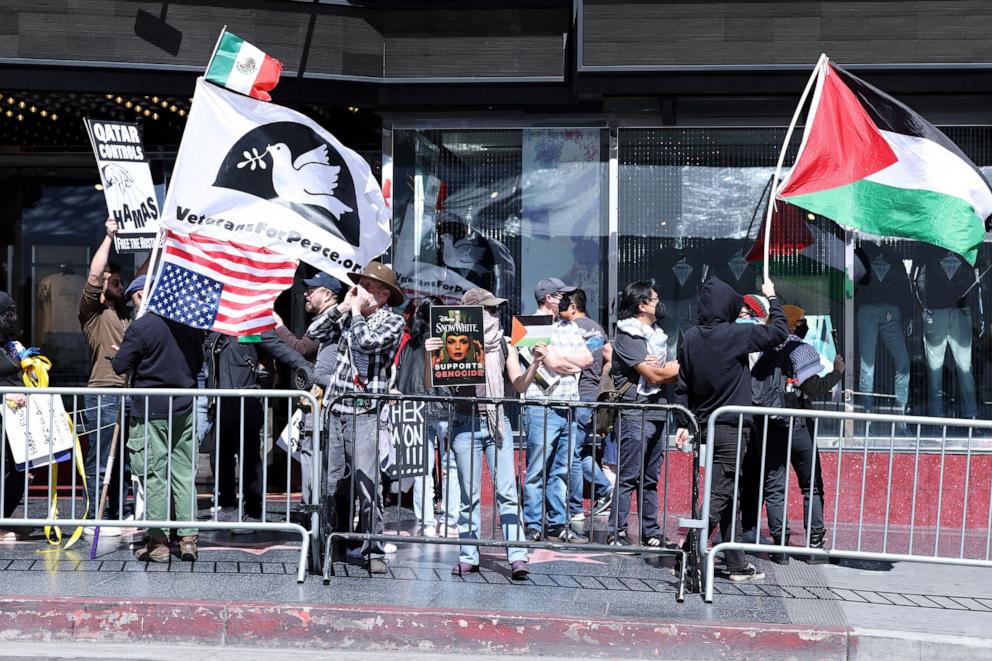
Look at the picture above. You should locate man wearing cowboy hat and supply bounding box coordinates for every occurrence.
[318,261,405,574]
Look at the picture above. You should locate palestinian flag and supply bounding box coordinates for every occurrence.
[777,58,992,265]
[510,315,553,347]
[205,30,282,102]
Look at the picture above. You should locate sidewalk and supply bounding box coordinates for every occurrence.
[0,521,989,659]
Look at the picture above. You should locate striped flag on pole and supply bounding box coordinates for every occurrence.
[147,230,297,336]
[205,29,282,102]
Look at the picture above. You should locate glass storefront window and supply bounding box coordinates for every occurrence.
[390,128,610,326]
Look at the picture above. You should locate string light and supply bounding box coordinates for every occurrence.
[178,109,186,116]
[135,105,142,113]
[152,112,158,120]
[50,113,57,121]
[29,106,35,113]
[169,105,176,112]
[124,100,133,108]
[143,109,150,116]
[115,96,123,103]
[39,109,47,117]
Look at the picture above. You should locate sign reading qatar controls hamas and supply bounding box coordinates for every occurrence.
[159,78,390,282]
[84,118,160,253]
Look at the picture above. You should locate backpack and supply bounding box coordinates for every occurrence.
[750,340,802,425]
[594,369,633,437]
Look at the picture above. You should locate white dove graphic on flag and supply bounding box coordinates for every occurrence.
[266,143,354,219]
[158,78,390,283]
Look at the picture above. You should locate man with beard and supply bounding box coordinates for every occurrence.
[78,217,133,530]
[273,272,345,362]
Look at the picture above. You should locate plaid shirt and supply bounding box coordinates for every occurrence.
[525,319,585,403]
[326,305,404,414]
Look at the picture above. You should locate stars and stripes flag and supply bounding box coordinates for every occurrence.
[147,230,297,336]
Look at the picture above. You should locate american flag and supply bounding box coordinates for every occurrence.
[148,230,297,336]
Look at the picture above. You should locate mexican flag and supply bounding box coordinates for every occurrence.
[205,29,282,102]
[776,57,992,265]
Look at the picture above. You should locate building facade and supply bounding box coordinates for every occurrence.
[1,0,990,420]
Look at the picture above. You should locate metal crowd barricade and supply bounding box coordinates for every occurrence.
[319,392,702,601]
[0,386,321,583]
[700,405,992,603]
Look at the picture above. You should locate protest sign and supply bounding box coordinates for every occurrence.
[429,305,486,387]
[84,118,160,252]
[387,400,427,478]
[3,395,75,470]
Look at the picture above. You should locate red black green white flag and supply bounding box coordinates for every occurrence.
[776,58,992,265]
[205,29,282,102]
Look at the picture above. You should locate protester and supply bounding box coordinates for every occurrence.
[438,287,545,579]
[394,296,460,537]
[558,289,614,522]
[745,303,843,564]
[203,330,312,530]
[273,271,345,362]
[675,276,787,581]
[521,278,593,542]
[0,292,28,538]
[111,297,204,563]
[78,217,132,530]
[319,261,405,575]
[605,282,679,548]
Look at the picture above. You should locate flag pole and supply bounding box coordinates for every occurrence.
[762,53,829,282]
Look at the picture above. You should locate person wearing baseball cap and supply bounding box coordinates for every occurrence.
[520,276,593,544]
[317,261,406,575]
[271,271,345,362]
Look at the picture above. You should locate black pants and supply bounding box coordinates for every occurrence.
[609,412,666,538]
[215,400,264,517]
[2,445,24,518]
[704,424,750,572]
[743,420,825,543]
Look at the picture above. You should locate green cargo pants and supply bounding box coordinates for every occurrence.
[128,410,197,540]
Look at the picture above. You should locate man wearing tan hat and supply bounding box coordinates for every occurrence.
[319,261,405,575]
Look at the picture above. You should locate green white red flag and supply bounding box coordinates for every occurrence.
[775,58,992,265]
[205,29,282,102]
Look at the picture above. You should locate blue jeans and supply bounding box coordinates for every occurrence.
[523,405,576,530]
[450,412,526,565]
[568,406,614,516]
[857,303,909,412]
[924,307,977,418]
[82,394,131,518]
[412,418,460,530]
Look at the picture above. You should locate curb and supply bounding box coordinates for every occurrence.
[0,596,849,658]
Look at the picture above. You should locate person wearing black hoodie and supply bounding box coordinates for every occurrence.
[675,276,788,581]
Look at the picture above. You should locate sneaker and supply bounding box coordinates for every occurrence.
[0,529,15,543]
[421,525,438,538]
[570,511,586,523]
[439,523,460,538]
[510,560,529,580]
[368,558,388,575]
[214,507,238,523]
[524,528,542,542]
[548,523,587,544]
[135,538,170,563]
[179,535,198,562]
[606,531,637,555]
[592,494,612,516]
[728,563,765,582]
[601,465,617,487]
[383,542,398,554]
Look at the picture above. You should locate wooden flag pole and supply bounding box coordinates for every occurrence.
[762,53,829,283]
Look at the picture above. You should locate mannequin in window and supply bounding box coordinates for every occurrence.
[855,242,911,414]
[655,240,702,359]
[912,248,979,419]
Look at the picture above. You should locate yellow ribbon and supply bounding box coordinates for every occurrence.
[10,349,89,551]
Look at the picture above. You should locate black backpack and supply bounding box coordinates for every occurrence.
[750,340,802,425]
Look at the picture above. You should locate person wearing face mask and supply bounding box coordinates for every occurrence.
[741,303,844,565]
[606,282,679,549]
[318,261,406,575]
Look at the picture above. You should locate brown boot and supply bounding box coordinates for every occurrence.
[135,537,171,563]
[179,535,198,562]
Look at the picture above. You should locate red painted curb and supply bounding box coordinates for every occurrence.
[0,596,850,658]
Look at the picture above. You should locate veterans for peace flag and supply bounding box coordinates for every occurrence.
[147,230,296,336]
[774,56,992,266]
[159,77,390,286]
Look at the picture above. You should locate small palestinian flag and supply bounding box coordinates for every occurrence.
[510,315,553,347]
[777,58,992,265]
[205,29,282,102]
